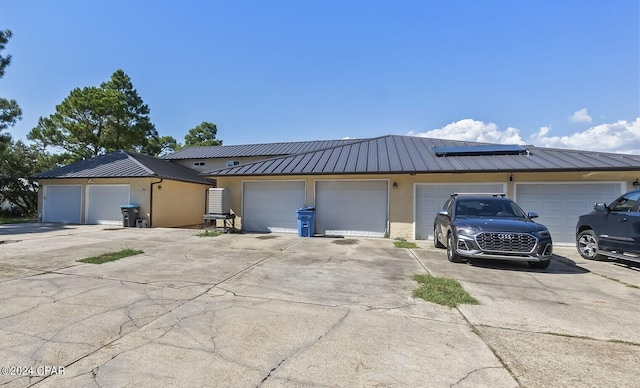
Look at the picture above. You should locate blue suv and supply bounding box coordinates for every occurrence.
[434,193,553,269]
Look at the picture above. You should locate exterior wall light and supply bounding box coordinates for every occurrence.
[633,179,640,189]
[392,181,398,189]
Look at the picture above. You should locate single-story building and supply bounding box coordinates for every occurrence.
[33,150,214,227]
[193,135,640,244]
[34,135,640,244]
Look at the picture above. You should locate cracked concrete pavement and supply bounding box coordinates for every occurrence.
[0,223,639,387]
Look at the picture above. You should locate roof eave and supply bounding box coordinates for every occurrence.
[203,165,640,178]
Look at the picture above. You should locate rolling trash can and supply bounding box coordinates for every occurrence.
[120,205,140,227]
[296,207,315,237]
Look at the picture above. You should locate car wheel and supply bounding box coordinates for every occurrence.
[528,259,551,269]
[434,228,445,249]
[446,233,465,263]
[576,230,605,260]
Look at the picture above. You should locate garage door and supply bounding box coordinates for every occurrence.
[243,181,306,233]
[315,180,388,237]
[515,183,624,244]
[86,185,131,225]
[415,183,506,240]
[42,185,82,223]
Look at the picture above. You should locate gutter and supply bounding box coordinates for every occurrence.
[149,178,163,227]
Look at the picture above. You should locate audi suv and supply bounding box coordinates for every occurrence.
[433,193,553,269]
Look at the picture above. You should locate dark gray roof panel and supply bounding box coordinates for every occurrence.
[164,138,362,159]
[34,150,212,185]
[202,135,640,176]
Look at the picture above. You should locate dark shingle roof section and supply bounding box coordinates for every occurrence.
[33,150,213,185]
[203,135,640,176]
[164,138,362,159]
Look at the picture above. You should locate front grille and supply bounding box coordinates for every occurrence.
[476,232,536,253]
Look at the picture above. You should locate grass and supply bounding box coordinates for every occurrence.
[0,216,36,224]
[594,273,640,289]
[78,249,143,264]
[195,229,222,237]
[412,273,479,308]
[393,237,419,249]
[394,241,419,248]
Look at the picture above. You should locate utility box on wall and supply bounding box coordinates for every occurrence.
[207,188,231,214]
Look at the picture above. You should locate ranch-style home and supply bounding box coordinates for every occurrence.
[35,135,640,244]
[34,150,214,228]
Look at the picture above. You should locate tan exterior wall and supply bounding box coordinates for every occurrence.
[37,177,212,227]
[39,169,639,234]
[152,179,211,227]
[213,171,640,239]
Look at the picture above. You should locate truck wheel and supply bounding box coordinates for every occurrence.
[446,233,465,263]
[576,230,605,260]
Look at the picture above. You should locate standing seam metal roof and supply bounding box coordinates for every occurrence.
[201,135,640,176]
[33,150,213,185]
[163,138,363,160]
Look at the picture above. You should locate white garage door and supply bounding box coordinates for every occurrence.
[415,183,506,240]
[515,183,624,244]
[42,185,82,223]
[243,181,306,233]
[315,180,388,237]
[86,185,131,225]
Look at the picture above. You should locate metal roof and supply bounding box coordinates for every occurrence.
[164,138,362,160]
[33,150,213,185]
[202,135,640,176]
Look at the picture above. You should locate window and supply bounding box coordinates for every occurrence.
[610,192,640,212]
[226,160,240,167]
[193,162,205,167]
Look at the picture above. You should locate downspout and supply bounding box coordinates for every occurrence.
[149,178,163,227]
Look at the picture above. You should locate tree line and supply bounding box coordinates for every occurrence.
[0,29,222,217]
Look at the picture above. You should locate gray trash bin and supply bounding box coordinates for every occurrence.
[120,205,140,227]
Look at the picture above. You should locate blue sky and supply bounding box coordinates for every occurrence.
[2,1,639,153]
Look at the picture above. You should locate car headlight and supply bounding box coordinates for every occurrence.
[454,225,480,236]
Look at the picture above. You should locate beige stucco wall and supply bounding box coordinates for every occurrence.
[152,179,211,227]
[37,177,212,227]
[213,170,640,239]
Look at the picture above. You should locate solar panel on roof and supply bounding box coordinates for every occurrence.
[433,144,528,157]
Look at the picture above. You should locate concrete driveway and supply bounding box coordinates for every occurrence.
[0,224,639,387]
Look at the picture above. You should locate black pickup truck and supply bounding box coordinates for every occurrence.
[576,189,640,264]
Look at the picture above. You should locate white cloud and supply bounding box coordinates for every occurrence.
[532,118,640,154]
[569,108,592,123]
[410,117,640,154]
[410,119,526,144]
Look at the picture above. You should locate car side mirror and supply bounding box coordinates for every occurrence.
[527,211,539,219]
[594,203,607,212]
[438,210,449,217]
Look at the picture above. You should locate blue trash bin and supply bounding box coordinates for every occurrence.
[296,207,315,237]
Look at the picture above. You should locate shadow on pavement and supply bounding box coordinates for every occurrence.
[0,223,79,236]
[467,254,590,274]
[556,252,640,272]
